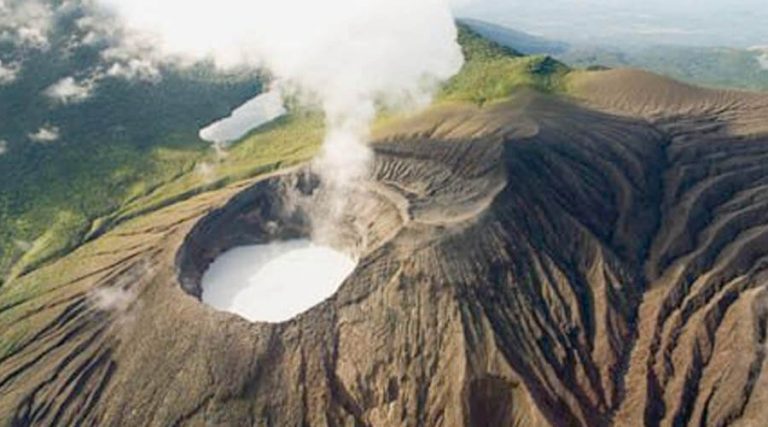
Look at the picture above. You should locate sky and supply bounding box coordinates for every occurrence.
[454,0,768,48]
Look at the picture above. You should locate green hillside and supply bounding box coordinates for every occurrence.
[441,25,570,104]
[462,19,768,92]
[559,45,768,92]
[457,18,569,55]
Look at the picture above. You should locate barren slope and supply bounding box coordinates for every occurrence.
[1,71,767,426]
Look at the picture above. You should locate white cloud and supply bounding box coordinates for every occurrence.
[0,1,163,93]
[28,125,60,143]
[0,139,7,155]
[75,11,119,45]
[105,58,160,81]
[44,76,94,104]
[0,60,19,85]
[75,9,163,82]
[0,0,54,49]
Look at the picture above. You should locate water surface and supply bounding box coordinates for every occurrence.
[201,239,356,323]
[199,90,286,144]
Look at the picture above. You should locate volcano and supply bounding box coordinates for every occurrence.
[1,67,768,427]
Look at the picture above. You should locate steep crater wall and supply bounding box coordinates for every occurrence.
[175,136,507,308]
[176,172,318,299]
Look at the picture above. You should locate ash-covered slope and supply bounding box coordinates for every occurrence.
[1,71,767,427]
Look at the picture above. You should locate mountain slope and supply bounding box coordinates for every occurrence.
[461,19,768,91]
[440,25,569,105]
[1,62,767,427]
[560,45,768,92]
[458,19,569,55]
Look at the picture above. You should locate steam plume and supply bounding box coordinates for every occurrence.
[97,0,464,233]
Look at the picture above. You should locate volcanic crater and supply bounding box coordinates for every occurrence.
[178,129,507,320]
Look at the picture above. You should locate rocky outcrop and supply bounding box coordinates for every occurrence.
[1,73,767,426]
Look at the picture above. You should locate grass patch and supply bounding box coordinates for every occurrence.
[440,25,571,105]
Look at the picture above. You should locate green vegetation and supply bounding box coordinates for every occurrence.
[441,25,570,104]
[456,24,523,62]
[95,112,323,233]
[560,46,768,91]
[461,18,768,92]
[458,18,569,56]
[0,65,263,281]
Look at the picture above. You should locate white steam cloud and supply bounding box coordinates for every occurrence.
[97,0,464,225]
[90,286,136,312]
